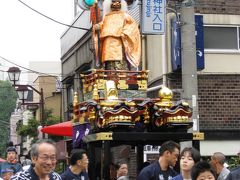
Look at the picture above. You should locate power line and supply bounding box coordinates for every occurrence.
[17,0,90,31]
[0,55,61,79]
[0,56,70,86]
[0,67,61,77]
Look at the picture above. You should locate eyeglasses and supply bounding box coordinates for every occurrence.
[38,155,57,162]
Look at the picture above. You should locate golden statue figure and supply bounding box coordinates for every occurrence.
[93,0,141,70]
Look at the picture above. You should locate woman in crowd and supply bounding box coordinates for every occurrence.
[116,161,128,180]
[173,147,201,180]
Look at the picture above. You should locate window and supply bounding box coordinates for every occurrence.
[239,27,240,49]
[66,84,74,120]
[67,84,74,104]
[204,26,239,51]
[144,145,152,151]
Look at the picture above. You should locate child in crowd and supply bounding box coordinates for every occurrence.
[191,161,216,180]
[1,168,14,180]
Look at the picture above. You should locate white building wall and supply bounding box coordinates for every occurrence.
[0,59,6,80]
[9,110,22,151]
[60,10,91,57]
[200,140,240,156]
[9,108,34,155]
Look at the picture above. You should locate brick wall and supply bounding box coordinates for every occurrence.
[198,74,240,130]
[168,0,240,15]
[168,73,182,101]
[195,0,240,15]
[167,74,240,131]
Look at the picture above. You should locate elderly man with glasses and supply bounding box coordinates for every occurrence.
[11,139,61,180]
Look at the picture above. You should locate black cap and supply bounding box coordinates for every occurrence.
[6,146,17,153]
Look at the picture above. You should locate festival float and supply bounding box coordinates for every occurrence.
[72,69,193,133]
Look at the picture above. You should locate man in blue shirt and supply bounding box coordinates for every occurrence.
[226,166,240,180]
[137,140,180,180]
[61,149,89,180]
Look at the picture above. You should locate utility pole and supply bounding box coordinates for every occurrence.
[180,0,199,148]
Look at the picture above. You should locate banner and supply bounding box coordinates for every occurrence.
[72,123,91,148]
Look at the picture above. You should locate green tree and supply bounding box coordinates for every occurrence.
[0,80,17,156]
[228,156,240,169]
[17,117,40,139]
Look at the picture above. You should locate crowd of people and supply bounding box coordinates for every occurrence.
[0,139,239,180]
[136,140,239,180]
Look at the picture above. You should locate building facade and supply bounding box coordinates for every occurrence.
[34,76,62,120]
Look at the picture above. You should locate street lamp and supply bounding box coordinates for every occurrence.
[7,67,21,86]
[15,85,29,103]
[7,67,45,130]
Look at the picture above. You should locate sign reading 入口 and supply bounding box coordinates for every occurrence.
[142,0,166,34]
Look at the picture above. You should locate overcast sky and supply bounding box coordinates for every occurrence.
[0,0,74,75]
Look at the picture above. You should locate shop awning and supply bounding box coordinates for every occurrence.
[41,121,72,137]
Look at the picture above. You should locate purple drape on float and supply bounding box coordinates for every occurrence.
[72,123,91,148]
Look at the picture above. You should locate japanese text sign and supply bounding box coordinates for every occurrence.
[142,0,166,34]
